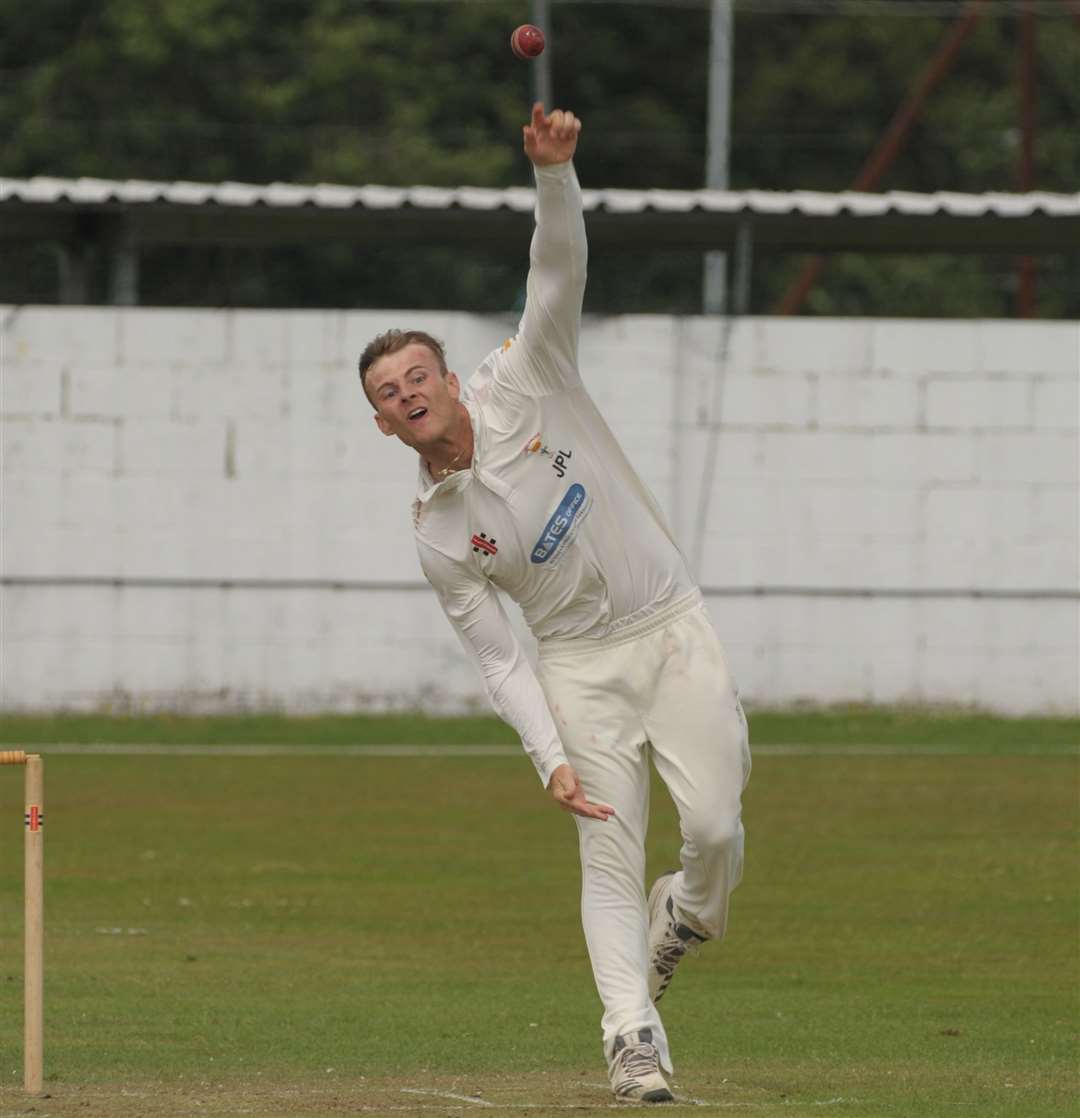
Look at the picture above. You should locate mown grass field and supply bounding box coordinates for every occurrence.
[0,709,1076,1118]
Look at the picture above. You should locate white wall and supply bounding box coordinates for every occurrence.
[2,306,1077,715]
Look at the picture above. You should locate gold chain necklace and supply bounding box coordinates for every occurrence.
[431,448,466,479]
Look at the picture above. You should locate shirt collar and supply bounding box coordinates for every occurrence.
[414,397,482,504]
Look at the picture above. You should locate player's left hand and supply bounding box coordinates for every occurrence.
[548,762,615,822]
[524,103,582,166]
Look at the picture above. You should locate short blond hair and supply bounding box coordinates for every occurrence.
[358,329,448,403]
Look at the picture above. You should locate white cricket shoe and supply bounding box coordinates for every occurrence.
[608,1028,674,1103]
[647,871,708,1003]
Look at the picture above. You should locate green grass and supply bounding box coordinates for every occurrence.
[0,713,1077,1117]
[1,705,1077,751]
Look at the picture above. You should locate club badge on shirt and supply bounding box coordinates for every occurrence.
[524,433,574,478]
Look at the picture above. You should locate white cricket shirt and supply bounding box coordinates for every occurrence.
[413,161,696,785]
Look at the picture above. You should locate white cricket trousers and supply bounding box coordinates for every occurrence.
[536,590,751,1075]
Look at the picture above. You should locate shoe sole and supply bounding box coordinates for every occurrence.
[613,1086,675,1104]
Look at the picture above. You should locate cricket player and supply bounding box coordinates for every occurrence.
[359,104,751,1103]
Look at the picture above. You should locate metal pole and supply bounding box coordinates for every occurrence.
[530,0,552,110]
[109,218,139,307]
[1017,0,1037,317]
[703,0,734,314]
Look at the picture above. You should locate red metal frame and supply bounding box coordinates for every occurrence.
[778,0,989,315]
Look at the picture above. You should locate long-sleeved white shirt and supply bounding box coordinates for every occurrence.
[413,160,696,785]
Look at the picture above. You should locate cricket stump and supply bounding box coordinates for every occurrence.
[1,750,44,1094]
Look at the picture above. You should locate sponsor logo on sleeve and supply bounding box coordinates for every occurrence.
[530,484,588,564]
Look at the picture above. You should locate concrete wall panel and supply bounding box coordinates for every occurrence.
[2,307,1076,715]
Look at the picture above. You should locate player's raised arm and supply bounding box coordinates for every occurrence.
[500,104,587,393]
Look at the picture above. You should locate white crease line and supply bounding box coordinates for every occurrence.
[402,1087,495,1107]
[34,743,520,757]
[21,742,1069,758]
[355,1108,468,1113]
[395,1091,740,1111]
[0,1101,741,1115]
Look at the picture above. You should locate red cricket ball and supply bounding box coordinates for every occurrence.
[511,24,545,60]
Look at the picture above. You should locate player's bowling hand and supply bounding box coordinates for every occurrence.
[548,762,615,821]
[524,103,581,166]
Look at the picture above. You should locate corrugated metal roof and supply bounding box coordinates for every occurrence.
[2,174,1078,218]
[3,176,1078,256]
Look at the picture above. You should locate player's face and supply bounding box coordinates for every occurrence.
[368,343,461,450]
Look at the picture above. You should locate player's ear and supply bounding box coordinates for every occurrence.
[374,412,394,436]
[446,371,461,401]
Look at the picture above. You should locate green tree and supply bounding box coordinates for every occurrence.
[2,0,1077,315]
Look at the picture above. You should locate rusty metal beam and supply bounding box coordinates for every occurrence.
[778,0,989,315]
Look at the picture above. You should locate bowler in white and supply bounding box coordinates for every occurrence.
[359,103,751,1104]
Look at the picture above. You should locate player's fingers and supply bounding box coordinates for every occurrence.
[549,109,565,133]
[531,101,546,128]
[571,795,614,820]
